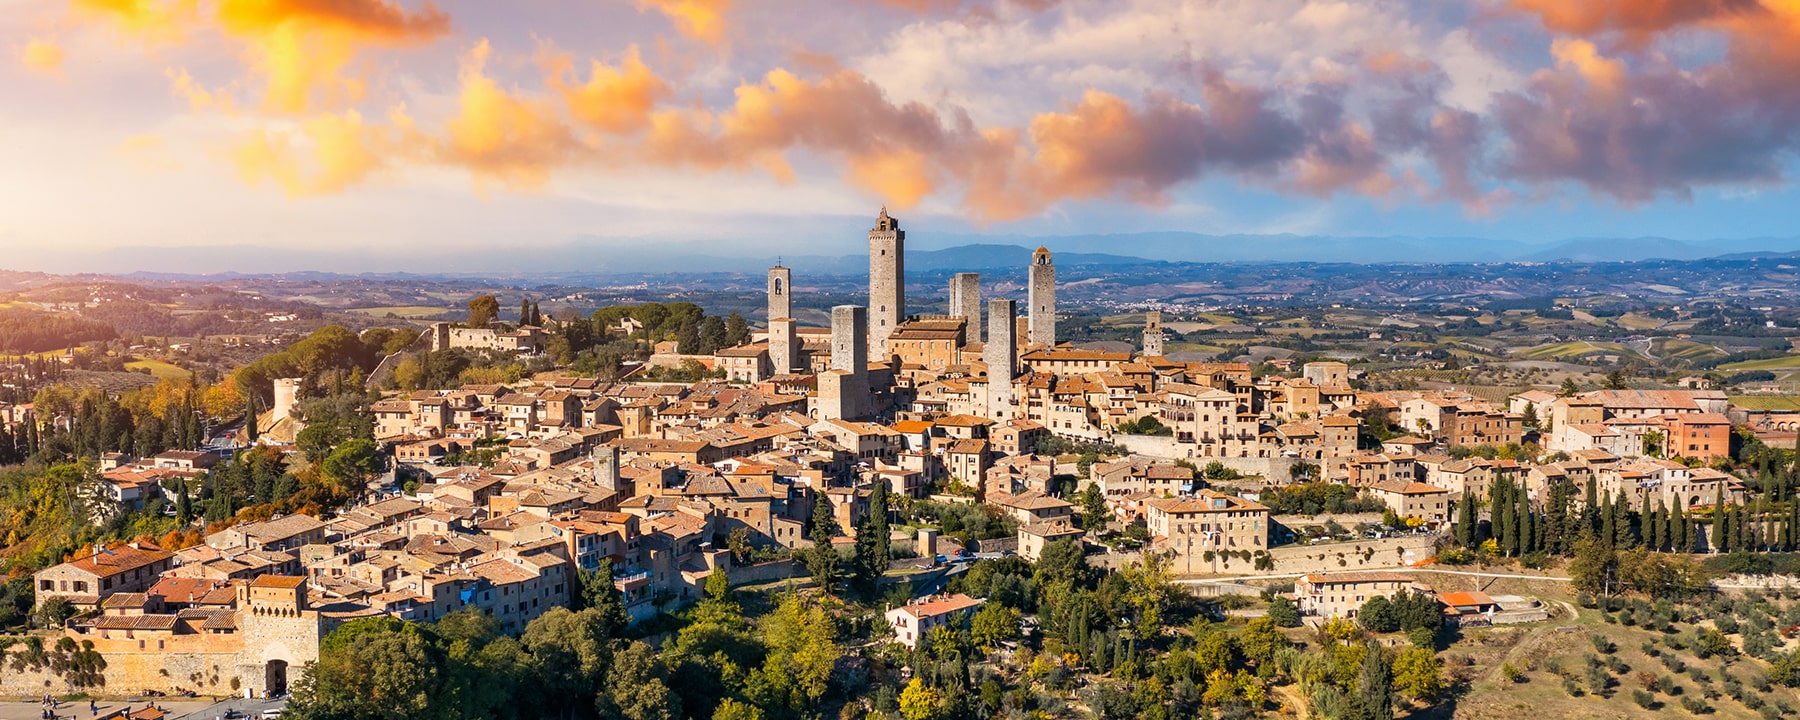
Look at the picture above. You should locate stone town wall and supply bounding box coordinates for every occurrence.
[1110,436,1303,482]
[0,634,243,698]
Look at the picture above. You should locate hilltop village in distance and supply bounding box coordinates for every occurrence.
[2,210,1800,720]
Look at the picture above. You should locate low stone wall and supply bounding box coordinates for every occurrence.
[1110,437,1303,482]
[727,559,803,585]
[1265,535,1439,575]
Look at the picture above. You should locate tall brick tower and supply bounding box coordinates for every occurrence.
[869,207,905,358]
[768,266,798,374]
[1028,246,1056,347]
[1143,311,1165,357]
[985,298,1016,419]
[949,272,982,343]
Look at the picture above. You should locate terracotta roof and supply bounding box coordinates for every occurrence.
[892,593,981,619]
[62,544,172,579]
[250,575,306,589]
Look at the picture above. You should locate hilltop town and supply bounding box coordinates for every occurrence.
[1,210,1800,720]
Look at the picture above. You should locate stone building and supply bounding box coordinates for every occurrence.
[34,543,175,611]
[887,317,967,371]
[1145,491,1269,574]
[768,266,799,374]
[818,305,871,420]
[949,272,982,342]
[985,298,1017,420]
[1142,311,1165,357]
[868,208,905,358]
[1028,247,1056,347]
[1294,571,1426,620]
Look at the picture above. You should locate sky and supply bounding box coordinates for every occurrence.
[4,0,1800,273]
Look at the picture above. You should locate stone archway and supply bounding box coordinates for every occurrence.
[265,660,288,697]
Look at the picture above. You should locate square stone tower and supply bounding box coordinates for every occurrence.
[949,272,982,342]
[1028,246,1056,347]
[768,266,792,321]
[869,207,905,358]
[768,266,798,374]
[820,305,871,420]
[1143,311,1165,357]
[985,298,1017,419]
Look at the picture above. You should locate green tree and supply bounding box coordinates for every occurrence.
[284,619,449,720]
[1356,641,1394,720]
[466,295,500,327]
[807,495,839,589]
[519,607,617,713]
[1569,535,1617,595]
[724,312,749,347]
[1267,596,1301,627]
[1560,377,1579,397]
[572,558,630,637]
[598,641,681,720]
[852,481,891,598]
[697,316,728,355]
[1606,369,1628,390]
[1237,617,1288,664]
[970,602,1021,651]
[1359,596,1399,633]
[747,594,841,713]
[1712,488,1727,553]
[710,699,764,720]
[1079,482,1108,531]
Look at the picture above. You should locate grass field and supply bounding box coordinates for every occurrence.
[1720,354,1800,371]
[1518,341,1642,361]
[126,358,192,380]
[1616,313,1666,331]
[1654,338,1728,364]
[348,306,449,318]
[1728,395,1800,411]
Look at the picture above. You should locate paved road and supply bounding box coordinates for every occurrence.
[1175,568,1574,584]
[173,697,287,720]
[0,700,212,720]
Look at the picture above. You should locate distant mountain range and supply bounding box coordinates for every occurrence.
[9,233,1800,279]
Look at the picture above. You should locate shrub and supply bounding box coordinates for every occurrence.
[1641,641,1661,657]
[1632,689,1657,708]
[1663,677,1682,696]
[1607,656,1629,674]
[1561,677,1582,697]
[1680,696,1711,714]
[1591,634,1617,654]
[1502,663,1524,683]
[1716,616,1739,635]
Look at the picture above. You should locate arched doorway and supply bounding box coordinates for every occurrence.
[265,659,288,697]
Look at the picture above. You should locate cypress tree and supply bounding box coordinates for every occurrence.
[1673,504,1688,553]
[1712,488,1727,553]
[1616,496,1633,549]
[1585,479,1600,536]
[1601,492,1616,550]
[520,298,531,325]
[1455,496,1476,548]
[1491,482,1510,554]
[1638,493,1652,548]
[1518,490,1534,555]
[1650,499,1666,551]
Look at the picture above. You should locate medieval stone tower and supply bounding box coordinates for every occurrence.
[768,266,799,374]
[985,298,1017,419]
[819,305,871,420]
[768,266,792,320]
[1028,246,1056,347]
[1143,311,1165,357]
[949,272,982,342]
[869,207,905,358]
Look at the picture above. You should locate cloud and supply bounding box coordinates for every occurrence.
[1489,0,1800,202]
[73,0,452,113]
[1505,0,1765,44]
[436,39,582,190]
[635,0,730,44]
[231,109,385,195]
[21,39,66,73]
[546,45,669,135]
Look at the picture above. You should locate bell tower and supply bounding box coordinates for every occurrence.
[868,207,905,358]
